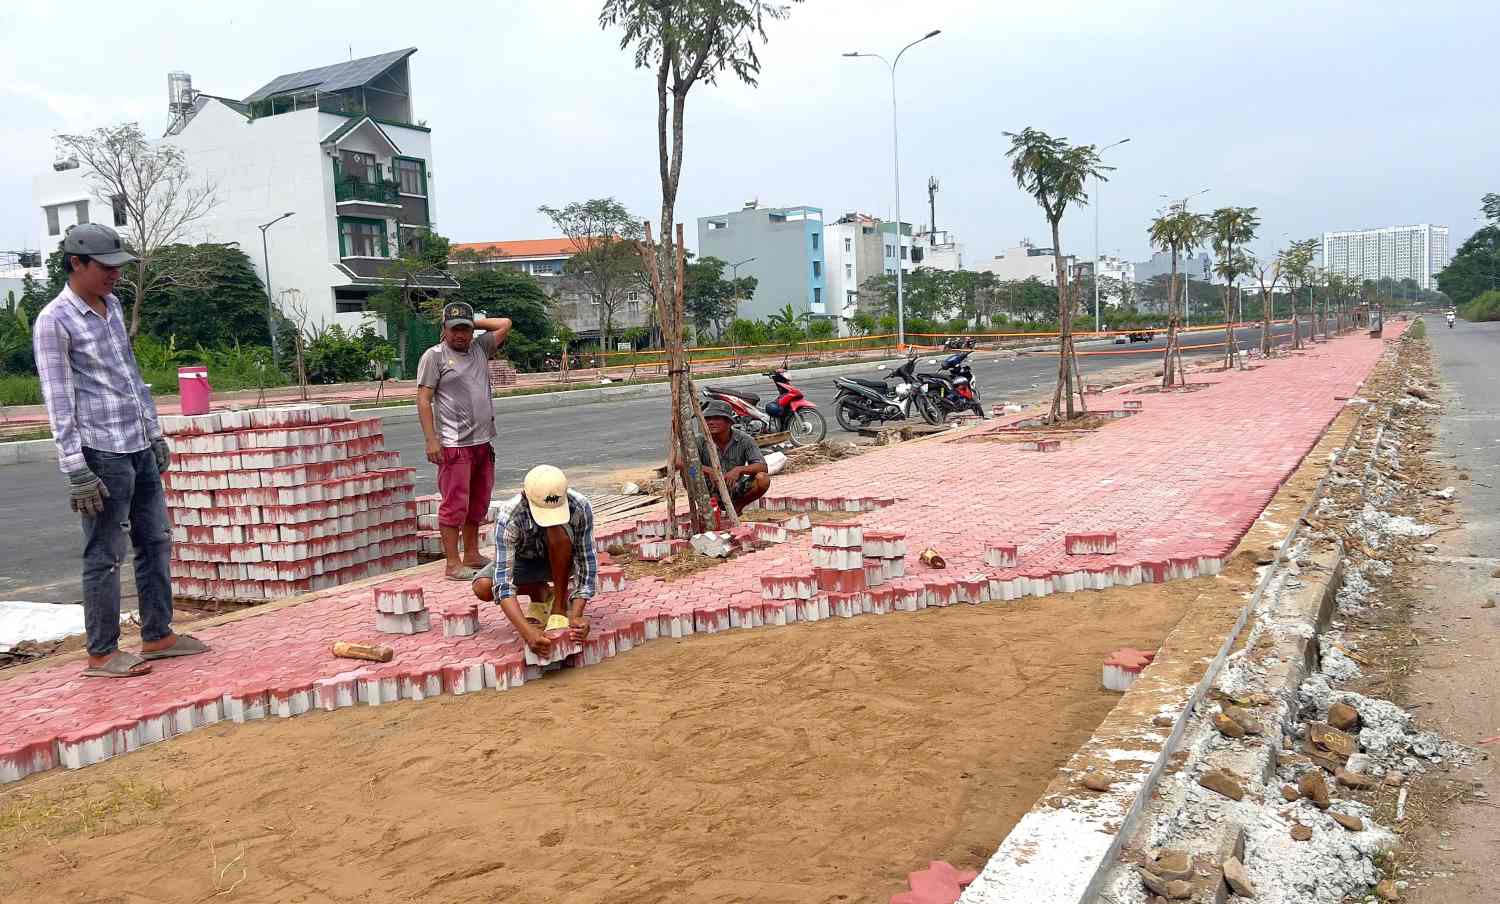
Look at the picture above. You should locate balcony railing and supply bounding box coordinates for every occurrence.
[335,179,400,204]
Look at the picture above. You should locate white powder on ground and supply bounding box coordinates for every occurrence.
[1241,798,1394,904]
[1319,637,1363,682]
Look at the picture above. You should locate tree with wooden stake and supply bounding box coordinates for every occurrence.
[1003,127,1109,421]
[1148,204,1209,387]
[1249,253,1283,357]
[1208,206,1260,368]
[1278,239,1319,351]
[601,0,793,534]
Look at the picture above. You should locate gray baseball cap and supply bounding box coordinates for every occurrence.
[442,301,475,329]
[61,223,137,267]
[702,399,736,421]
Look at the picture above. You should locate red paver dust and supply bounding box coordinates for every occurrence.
[0,331,1398,783]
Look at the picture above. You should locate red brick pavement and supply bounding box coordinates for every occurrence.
[0,331,1398,784]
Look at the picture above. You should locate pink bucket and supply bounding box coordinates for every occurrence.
[178,365,213,416]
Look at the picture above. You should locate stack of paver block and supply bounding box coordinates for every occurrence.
[375,584,430,634]
[487,359,518,387]
[160,404,418,601]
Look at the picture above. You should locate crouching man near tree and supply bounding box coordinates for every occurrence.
[471,465,598,656]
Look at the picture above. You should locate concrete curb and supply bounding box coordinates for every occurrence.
[958,359,1372,904]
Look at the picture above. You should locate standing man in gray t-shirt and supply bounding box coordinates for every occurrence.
[416,302,512,580]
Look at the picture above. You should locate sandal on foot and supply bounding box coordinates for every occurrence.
[141,634,210,660]
[445,566,478,581]
[82,650,153,678]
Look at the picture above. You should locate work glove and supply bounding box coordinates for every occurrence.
[151,437,172,473]
[67,469,110,517]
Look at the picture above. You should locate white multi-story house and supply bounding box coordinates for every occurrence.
[1321,224,1450,291]
[976,240,1076,285]
[32,48,453,333]
[911,227,963,271]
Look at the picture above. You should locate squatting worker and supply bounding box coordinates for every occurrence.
[686,399,770,514]
[416,301,512,581]
[33,224,210,678]
[471,466,598,656]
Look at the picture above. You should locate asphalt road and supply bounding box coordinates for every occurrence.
[0,321,1299,604]
[1428,316,1500,554]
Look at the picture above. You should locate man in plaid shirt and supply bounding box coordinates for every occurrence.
[33,224,209,678]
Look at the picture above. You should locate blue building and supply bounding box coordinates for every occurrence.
[697,203,828,324]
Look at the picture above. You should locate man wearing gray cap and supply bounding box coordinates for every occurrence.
[683,399,770,514]
[416,300,512,580]
[33,223,209,678]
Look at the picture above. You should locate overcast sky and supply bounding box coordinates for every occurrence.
[4,0,1495,267]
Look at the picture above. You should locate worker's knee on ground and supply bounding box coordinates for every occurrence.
[752,473,770,493]
[472,577,494,601]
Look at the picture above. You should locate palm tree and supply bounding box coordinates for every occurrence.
[1208,207,1259,367]
[1004,127,1109,421]
[1148,206,1209,387]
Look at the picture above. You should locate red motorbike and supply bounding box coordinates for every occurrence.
[700,371,827,446]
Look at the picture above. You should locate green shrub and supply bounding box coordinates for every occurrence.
[1459,289,1500,322]
[0,374,42,406]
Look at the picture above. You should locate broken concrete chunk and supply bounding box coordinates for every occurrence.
[1331,811,1364,832]
[1297,770,1331,809]
[1222,855,1257,898]
[1152,713,1176,728]
[1139,869,1172,898]
[1374,878,1401,901]
[1198,768,1246,801]
[1327,701,1361,732]
[1215,713,1247,739]
[1223,705,1263,734]
[1336,768,1377,790]
[1152,850,1193,882]
[1290,822,1313,841]
[1280,784,1301,802]
[1308,721,1359,757]
[1164,879,1193,899]
[1082,773,1113,792]
[1301,740,1348,772]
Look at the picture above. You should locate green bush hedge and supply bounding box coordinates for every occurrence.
[1459,289,1500,322]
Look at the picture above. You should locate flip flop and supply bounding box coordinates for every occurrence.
[445,566,478,581]
[140,634,210,660]
[82,650,153,678]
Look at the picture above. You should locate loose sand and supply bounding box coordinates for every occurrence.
[0,579,1201,904]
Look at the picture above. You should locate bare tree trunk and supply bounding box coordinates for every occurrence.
[1260,290,1273,356]
[1290,286,1303,350]
[1049,219,1081,421]
[1161,253,1181,387]
[1222,283,1236,368]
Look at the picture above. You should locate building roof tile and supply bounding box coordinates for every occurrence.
[451,238,580,259]
[245,48,416,103]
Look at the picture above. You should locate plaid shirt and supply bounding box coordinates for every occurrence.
[33,285,162,475]
[480,490,598,602]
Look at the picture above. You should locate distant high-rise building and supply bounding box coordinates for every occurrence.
[1321,224,1450,291]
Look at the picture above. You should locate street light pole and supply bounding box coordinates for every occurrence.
[729,256,756,329]
[1160,189,1210,328]
[258,211,296,369]
[844,28,941,349]
[1093,138,1130,330]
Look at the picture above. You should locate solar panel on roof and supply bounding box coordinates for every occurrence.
[244,48,415,102]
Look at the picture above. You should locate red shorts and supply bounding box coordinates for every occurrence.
[437,443,495,528]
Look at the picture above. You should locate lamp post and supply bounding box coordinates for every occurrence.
[1093,138,1130,331]
[258,211,295,368]
[844,28,941,349]
[728,256,756,334]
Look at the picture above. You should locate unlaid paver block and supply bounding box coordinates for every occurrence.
[375,610,431,635]
[984,543,1019,568]
[1065,531,1118,555]
[810,546,864,570]
[374,584,426,614]
[814,567,866,594]
[598,565,626,593]
[1102,647,1156,691]
[761,573,815,600]
[811,524,863,548]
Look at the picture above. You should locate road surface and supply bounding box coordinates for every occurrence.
[0,321,1299,603]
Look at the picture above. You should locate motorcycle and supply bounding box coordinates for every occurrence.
[943,336,977,350]
[832,356,942,431]
[919,350,985,419]
[700,370,827,447]
[1446,313,1455,329]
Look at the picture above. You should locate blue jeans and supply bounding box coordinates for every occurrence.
[80,447,174,657]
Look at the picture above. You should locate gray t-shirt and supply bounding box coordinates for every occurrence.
[697,427,765,471]
[415,331,499,447]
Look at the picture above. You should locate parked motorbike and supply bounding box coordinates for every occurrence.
[700,370,827,446]
[832,356,941,431]
[919,350,985,419]
[943,336,978,350]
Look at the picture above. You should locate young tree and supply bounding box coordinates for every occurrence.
[1147,206,1208,386]
[1003,127,1109,420]
[54,124,218,337]
[1249,254,1283,356]
[538,198,644,353]
[1208,206,1259,367]
[602,0,793,532]
[115,242,269,348]
[1277,239,1318,350]
[366,229,455,374]
[684,255,754,336]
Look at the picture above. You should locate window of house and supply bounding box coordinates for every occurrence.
[340,150,379,183]
[813,287,822,305]
[845,263,853,280]
[900,246,907,260]
[812,260,822,278]
[45,205,60,236]
[75,201,89,226]
[811,232,820,250]
[111,194,127,227]
[393,157,426,195]
[885,244,894,257]
[844,237,852,253]
[627,291,639,301]
[339,217,387,257]
[334,288,369,313]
